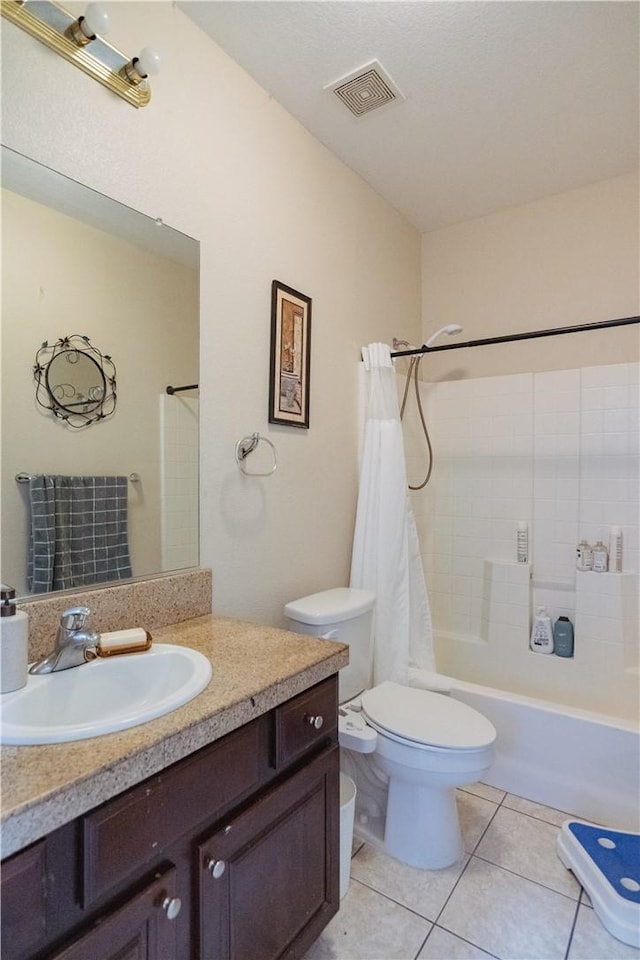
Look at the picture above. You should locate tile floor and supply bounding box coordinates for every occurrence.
[305,783,640,960]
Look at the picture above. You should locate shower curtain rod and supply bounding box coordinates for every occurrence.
[166,383,199,394]
[390,315,640,358]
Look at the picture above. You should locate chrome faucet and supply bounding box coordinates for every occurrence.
[29,606,100,675]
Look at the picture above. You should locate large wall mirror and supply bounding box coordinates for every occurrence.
[1,146,200,599]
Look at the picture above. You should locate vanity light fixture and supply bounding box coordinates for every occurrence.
[1,0,160,108]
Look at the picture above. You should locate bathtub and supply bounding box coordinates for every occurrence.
[409,669,640,831]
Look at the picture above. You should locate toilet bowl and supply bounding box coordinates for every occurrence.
[284,588,497,870]
[357,681,495,868]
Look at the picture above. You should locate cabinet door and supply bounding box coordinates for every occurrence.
[0,839,47,959]
[47,866,181,960]
[198,744,339,960]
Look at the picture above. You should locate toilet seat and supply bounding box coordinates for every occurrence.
[361,681,496,751]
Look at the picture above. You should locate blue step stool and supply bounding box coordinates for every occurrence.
[557,820,640,947]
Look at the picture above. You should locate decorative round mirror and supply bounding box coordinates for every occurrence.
[34,335,117,427]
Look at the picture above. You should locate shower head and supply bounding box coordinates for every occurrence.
[423,324,463,349]
[393,325,462,354]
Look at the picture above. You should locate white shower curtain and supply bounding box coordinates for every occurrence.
[350,342,435,685]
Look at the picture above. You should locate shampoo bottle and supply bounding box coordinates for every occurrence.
[576,540,593,572]
[553,617,574,658]
[592,541,609,573]
[530,606,554,654]
[609,526,623,573]
[517,521,528,563]
[0,585,28,693]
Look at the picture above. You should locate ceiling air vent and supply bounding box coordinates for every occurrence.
[326,60,405,118]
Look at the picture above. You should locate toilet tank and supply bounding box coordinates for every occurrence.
[284,588,375,702]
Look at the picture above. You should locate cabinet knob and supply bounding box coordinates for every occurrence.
[162,896,182,920]
[207,857,226,879]
[307,714,324,730]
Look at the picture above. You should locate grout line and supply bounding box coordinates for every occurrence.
[432,923,502,959]
[474,787,589,835]
[351,839,365,860]
[459,788,503,857]
[430,853,476,927]
[469,790,586,904]
[420,799,505,935]
[413,924,433,960]
[500,805,572,828]
[578,886,593,911]
[350,874,445,925]
[501,789,577,824]
[494,803,570,834]
[563,890,583,959]
[459,784,507,804]
[416,795,505,932]
[471,852,581,902]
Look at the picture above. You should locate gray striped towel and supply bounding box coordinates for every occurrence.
[27,475,132,593]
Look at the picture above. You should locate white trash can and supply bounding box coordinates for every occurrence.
[339,773,356,900]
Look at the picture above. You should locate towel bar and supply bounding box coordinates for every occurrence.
[16,472,141,483]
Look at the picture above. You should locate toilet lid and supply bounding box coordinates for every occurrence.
[361,681,496,750]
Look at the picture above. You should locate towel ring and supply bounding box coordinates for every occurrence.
[235,433,277,477]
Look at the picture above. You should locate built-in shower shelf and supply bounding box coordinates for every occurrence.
[531,577,575,592]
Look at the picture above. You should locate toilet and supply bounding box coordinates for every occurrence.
[284,587,496,870]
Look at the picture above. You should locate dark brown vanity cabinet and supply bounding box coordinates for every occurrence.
[1,839,49,958]
[198,748,336,960]
[1,676,340,960]
[47,866,180,960]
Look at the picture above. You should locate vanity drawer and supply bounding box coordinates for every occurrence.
[274,676,338,768]
[82,719,263,906]
[0,838,47,958]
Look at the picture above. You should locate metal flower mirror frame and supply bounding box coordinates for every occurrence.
[34,334,117,427]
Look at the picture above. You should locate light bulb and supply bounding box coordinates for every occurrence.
[122,47,161,85]
[79,3,110,39]
[134,47,161,78]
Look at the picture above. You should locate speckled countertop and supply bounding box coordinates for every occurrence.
[0,615,348,860]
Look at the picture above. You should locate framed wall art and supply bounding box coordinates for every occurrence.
[269,280,311,428]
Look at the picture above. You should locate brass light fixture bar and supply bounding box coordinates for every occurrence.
[1,0,157,108]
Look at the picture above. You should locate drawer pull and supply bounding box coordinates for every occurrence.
[162,896,182,920]
[207,858,227,879]
[306,714,324,730]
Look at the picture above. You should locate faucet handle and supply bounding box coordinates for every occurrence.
[60,606,91,631]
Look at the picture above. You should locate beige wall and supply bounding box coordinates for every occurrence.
[421,173,639,380]
[1,4,422,623]
[2,189,198,595]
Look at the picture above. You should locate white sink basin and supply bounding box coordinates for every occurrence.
[0,644,212,745]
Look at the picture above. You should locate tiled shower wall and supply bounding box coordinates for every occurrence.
[402,362,639,720]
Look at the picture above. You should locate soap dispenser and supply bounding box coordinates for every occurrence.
[0,585,29,693]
